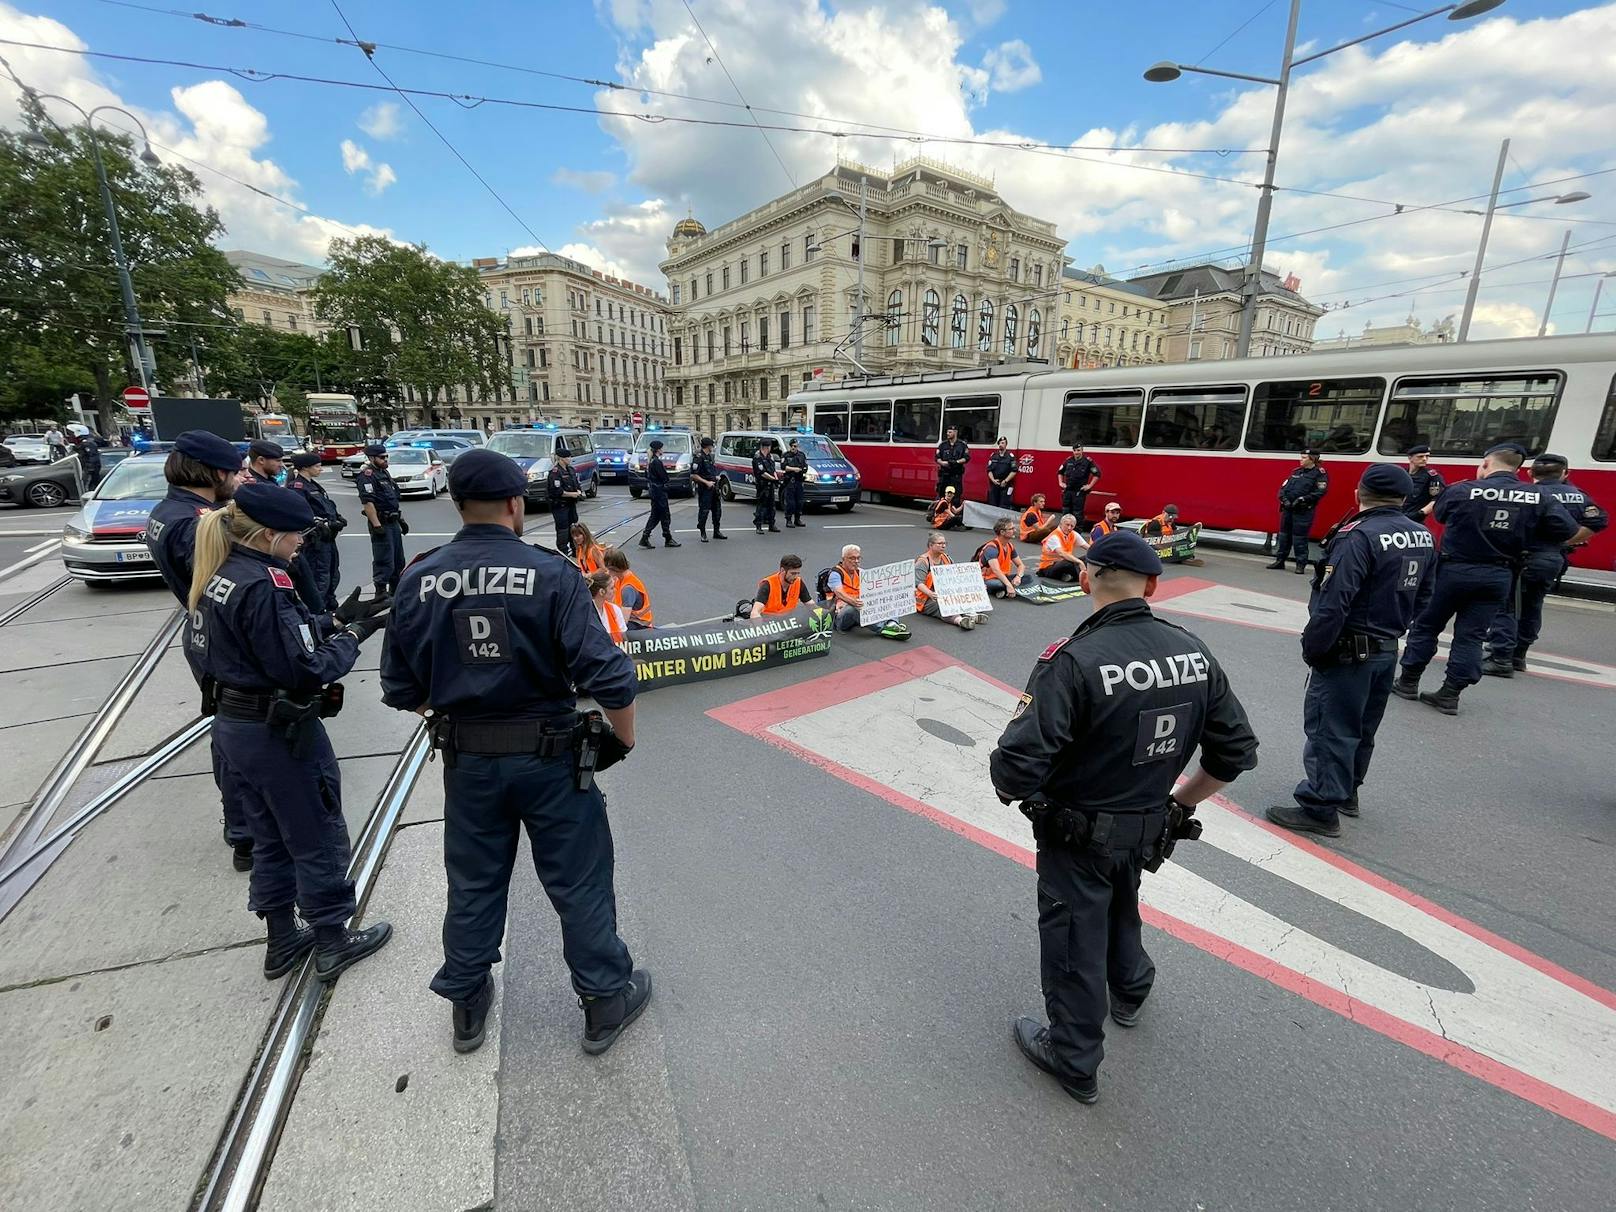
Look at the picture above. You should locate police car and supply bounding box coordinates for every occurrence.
[592,427,636,483]
[58,453,168,581]
[483,424,598,507]
[716,427,861,512]
[628,426,694,498]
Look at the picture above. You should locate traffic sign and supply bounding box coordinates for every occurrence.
[631,411,644,426]
[122,386,150,409]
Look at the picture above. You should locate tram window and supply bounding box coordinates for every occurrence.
[1058,389,1143,448]
[1247,377,1384,454]
[1142,386,1246,450]
[850,400,893,440]
[943,394,1000,444]
[1593,376,1616,461]
[1379,373,1562,457]
[813,400,850,442]
[892,396,941,443]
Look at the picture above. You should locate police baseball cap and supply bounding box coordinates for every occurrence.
[1359,463,1414,497]
[173,429,242,471]
[248,439,285,460]
[235,481,315,532]
[1162,503,1179,516]
[789,437,800,446]
[1532,452,1569,469]
[1304,448,1323,460]
[1083,530,1163,576]
[364,443,388,457]
[650,439,665,450]
[1406,443,1431,456]
[288,451,321,470]
[448,448,528,500]
[1485,441,1528,459]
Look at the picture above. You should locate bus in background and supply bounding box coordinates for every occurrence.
[307,393,365,462]
[249,412,300,450]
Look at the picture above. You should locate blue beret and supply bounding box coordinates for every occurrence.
[1405,444,1431,456]
[1359,463,1414,497]
[235,481,315,532]
[447,448,528,500]
[1083,530,1163,576]
[649,439,664,450]
[248,439,284,460]
[1485,442,1527,459]
[173,429,242,471]
[1531,452,1568,468]
[364,443,388,457]
[288,451,321,470]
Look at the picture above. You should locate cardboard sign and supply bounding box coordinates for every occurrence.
[618,607,833,691]
[931,561,993,617]
[858,559,916,627]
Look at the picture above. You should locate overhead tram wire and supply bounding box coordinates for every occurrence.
[1195,0,1281,66]
[679,0,795,191]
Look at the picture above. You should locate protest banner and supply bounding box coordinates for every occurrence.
[1017,580,1087,605]
[931,561,993,617]
[859,558,916,626]
[1129,521,1202,563]
[962,500,1020,530]
[618,607,833,691]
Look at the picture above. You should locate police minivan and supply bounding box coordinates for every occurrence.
[715,428,860,512]
[628,426,694,498]
[483,425,598,508]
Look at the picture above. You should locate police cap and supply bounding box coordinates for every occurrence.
[1359,463,1414,497]
[700,436,714,448]
[1083,530,1163,576]
[1406,443,1431,456]
[235,481,315,532]
[173,429,242,471]
[1532,452,1569,470]
[364,442,389,457]
[1304,448,1323,460]
[447,448,528,500]
[287,451,322,470]
[248,439,285,460]
[1162,503,1179,516]
[649,439,664,450]
[1485,441,1528,459]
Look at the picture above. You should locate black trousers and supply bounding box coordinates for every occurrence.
[1040,562,1081,582]
[697,486,722,534]
[308,536,340,611]
[1294,650,1397,822]
[1061,487,1090,521]
[640,491,673,542]
[783,478,804,519]
[937,472,963,499]
[369,521,404,591]
[430,751,632,1004]
[1486,549,1564,659]
[753,482,776,528]
[988,482,1014,510]
[1038,842,1154,1081]
[551,502,578,554]
[1276,506,1315,564]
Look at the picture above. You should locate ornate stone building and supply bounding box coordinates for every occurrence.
[1124,263,1323,362]
[1055,266,1172,369]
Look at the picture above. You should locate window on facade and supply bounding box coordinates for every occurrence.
[886,289,903,347]
[740,319,750,350]
[1033,264,1043,287]
[1002,304,1019,356]
[262,309,272,325]
[803,304,816,344]
[1105,326,1114,346]
[1009,257,1020,283]
[723,327,732,357]
[759,317,770,350]
[1378,373,1562,457]
[760,250,768,276]
[950,294,968,350]
[1595,377,1616,461]
[525,349,536,368]
[1144,386,1247,450]
[1248,378,1385,454]
[741,259,750,285]
[1026,308,1042,358]
[722,266,731,291]
[539,348,548,368]
[780,374,790,399]
[705,272,714,295]
[1060,389,1144,448]
[724,381,733,403]
[892,237,905,264]
[1060,318,1069,342]
[850,399,892,439]
[805,231,816,261]
[943,394,1000,444]
[928,242,941,266]
[956,244,968,270]
[922,289,940,347]
[850,235,860,261]
[779,311,790,350]
[977,298,994,352]
[707,330,715,360]
[759,377,769,401]
[673,337,682,366]
[893,396,941,443]
[781,241,791,270]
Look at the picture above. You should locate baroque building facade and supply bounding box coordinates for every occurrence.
[1123,263,1323,362]
[1055,266,1172,369]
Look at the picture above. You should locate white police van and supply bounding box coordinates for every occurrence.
[483,424,598,508]
[715,427,861,512]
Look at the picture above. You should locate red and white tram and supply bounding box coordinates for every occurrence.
[791,334,1616,571]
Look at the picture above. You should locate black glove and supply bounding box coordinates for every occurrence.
[597,727,633,773]
[343,611,389,643]
[398,516,411,536]
[328,514,349,534]
[368,524,383,539]
[334,587,390,626]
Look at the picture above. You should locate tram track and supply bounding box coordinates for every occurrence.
[0,571,70,628]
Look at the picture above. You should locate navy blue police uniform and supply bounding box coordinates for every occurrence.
[987,445,1017,510]
[990,531,1257,1099]
[1402,445,1446,522]
[285,452,345,613]
[144,429,255,865]
[693,439,725,541]
[638,440,678,547]
[1396,445,1578,711]
[194,482,391,980]
[752,442,779,532]
[781,442,809,527]
[246,439,283,484]
[547,453,582,555]
[1058,452,1101,521]
[76,436,103,488]
[1267,465,1435,837]
[1271,454,1328,571]
[380,450,646,1048]
[357,444,405,594]
[935,434,969,498]
[1483,455,1608,673]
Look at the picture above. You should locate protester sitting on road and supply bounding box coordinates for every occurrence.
[915,531,985,629]
[928,485,966,530]
[1038,514,1088,582]
[1019,493,1058,544]
[821,544,912,639]
[603,546,654,629]
[1090,501,1124,545]
[1142,504,1180,536]
[588,570,628,644]
[572,521,605,575]
[979,518,1027,598]
[751,553,815,618]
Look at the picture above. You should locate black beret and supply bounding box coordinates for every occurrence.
[447,448,527,500]
[1406,444,1431,456]
[1083,530,1163,576]
[649,439,664,450]
[364,443,388,457]
[248,439,285,460]
[1485,442,1528,459]
[1359,463,1414,497]
[288,451,321,470]
[173,429,242,471]
[235,481,315,531]
[1531,452,1568,468]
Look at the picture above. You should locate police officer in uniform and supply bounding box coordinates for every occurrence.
[638,438,680,548]
[692,436,727,541]
[1268,449,1328,573]
[357,443,406,594]
[1482,452,1607,676]
[145,429,255,870]
[935,425,969,499]
[986,437,1017,510]
[285,451,345,613]
[1402,444,1445,523]
[74,433,103,489]
[781,437,809,528]
[990,531,1258,1103]
[1266,466,1435,837]
[1057,443,1101,522]
[752,437,780,533]
[380,450,650,1056]
[189,482,393,981]
[246,439,284,484]
[547,441,584,555]
[1393,443,1577,714]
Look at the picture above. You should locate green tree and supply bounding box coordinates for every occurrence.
[200,323,325,411]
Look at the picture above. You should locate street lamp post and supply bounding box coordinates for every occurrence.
[1589,272,1616,334]
[1146,0,1507,358]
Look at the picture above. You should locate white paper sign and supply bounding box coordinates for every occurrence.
[931,561,993,617]
[858,559,916,627]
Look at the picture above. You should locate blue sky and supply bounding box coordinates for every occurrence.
[5,0,1614,337]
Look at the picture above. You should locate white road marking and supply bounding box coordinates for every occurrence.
[26,537,60,553]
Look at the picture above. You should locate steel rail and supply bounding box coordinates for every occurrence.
[0,572,70,627]
[0,540,65,586]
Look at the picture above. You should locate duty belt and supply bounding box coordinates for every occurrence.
[216,686,277,720]
[1023,804,1170,854]
[430,714,580,757]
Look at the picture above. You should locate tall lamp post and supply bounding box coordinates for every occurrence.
[1588,272,1616,334]
[20,94,162,395]
[1145,0,1507,359]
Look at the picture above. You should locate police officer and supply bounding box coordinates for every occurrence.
[781,436,809,528]
[1393,443,1578,715]
[285,451,345,613]
[1266,466,1435,838]
[145,429,255,871]
[188,482,393,982]
[1268,449,1328,573]
[547,441,584,555]
[246,439,284,484]
[1057,443,1101,522]
[379,449,650,1056]
[638,438,680,548]
[692,436,727,542]
[935,425,969,498]
[991,531,1258,1104]
[752,437,780,534]
[986,437,1017,510]
[1402,444,1445,523]
[74,433,103,489]
[1482,452,1607,677]
[357,443,406,594]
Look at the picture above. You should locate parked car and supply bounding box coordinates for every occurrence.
[0,456,83,509]
[3,435,54,465]
[384,446,448,497]
[483,426,598,507]
[58,454,169,580]
[406,436,475,464]
[341,432,432,477]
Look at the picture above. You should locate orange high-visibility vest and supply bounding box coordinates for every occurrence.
[1019,508,1048,541]
[982,537,1016,580]
[1039,529,1079,571]
[758,571,804,615]
[577,542,604,576]
[1090,519,1118,544]
[915,552,950,610]
[596,600,626,643]
[824,563,860,602]
[1151,513,1177,535]
[613,571,653,627]
[928,498,955,527]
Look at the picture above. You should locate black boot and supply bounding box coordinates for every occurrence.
[1293,562,1307,575]
[581,968,653,1055]
[1340,790,1360,819]
[1481,657,1514,678]
[1109,995,1144,1029]
[1011,1016,1098,1103]
[699,530,708,543]
[1265,560,1286,570]
[1391,668,1422,700]
[453,974,496,1054]
[263,912,315,980]
[768,525,781,533]
[638,536,654,549]
[784,519,795,528]
[714,531,729,540]
[313,920,394,982]
[1419,680,1463,716]
[225,823,254,872]
[1512,645,1529,672]
[664,537,682,548]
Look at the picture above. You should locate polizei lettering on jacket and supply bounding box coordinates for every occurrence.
[418,566,537,600]
[1468,486,1537,504]
[1098,651,1210,696]
[1377,529,1435,550]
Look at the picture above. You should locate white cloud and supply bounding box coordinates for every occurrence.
[552,167,618,194]
[340,138,370,174]
[357,102,403,140]
[338,138,396,196]
[980,39,1040,92]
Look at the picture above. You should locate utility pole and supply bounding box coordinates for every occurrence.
[852,176,868,368]
[1459,138,1510,342]
[1537,229,1571,337]
[1236,0,1301,360]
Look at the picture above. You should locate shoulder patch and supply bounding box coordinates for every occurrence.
[1038,637,1070,662]
[268,567,295,590]
[1012,692,1032,719]
[1337,519,1361,533]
